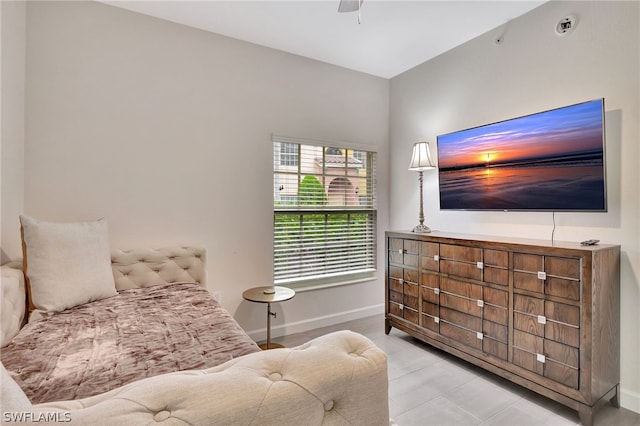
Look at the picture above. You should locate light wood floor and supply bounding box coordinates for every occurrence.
[267,315,640,426]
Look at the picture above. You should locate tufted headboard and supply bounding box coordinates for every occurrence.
[111,246,206,290]
[1,246,206,347]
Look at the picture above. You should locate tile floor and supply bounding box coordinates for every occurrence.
[271,315,640,426]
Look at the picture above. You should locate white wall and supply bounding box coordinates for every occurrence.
[0,0,26,263]
[19,2,389,337]
[390,1,639,412]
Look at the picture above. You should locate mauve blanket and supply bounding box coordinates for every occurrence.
[1,283,260,403]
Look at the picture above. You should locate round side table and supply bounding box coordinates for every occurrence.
[242,286,295,350]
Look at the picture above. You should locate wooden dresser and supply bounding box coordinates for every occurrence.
[385,231,620,426]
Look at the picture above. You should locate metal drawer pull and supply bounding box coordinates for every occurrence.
[538,271,547,280]
[434,288,440,295]
[434,255,440,261]
[434,317,440,324]
[477,332,484,340]
[398,249,403,255]
[477,262,484,269]
[537,353,546,363]
[537,315,546,324]
[477,300,484,308]
[399,304,404,310]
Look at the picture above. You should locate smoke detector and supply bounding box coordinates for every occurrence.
[556,15,577,36]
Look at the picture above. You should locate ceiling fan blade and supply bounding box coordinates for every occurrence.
[338,0,363,13]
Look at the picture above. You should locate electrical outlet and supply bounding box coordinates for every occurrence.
[212,291,222,303]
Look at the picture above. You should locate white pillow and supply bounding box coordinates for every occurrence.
[20,216,117,322]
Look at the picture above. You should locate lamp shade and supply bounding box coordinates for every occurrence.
[408,141,436,171]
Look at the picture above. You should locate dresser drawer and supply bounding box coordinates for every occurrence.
[513,295,581,347]
[420,313,439,332]
[441,306,481,332]
[421,282,439,304]
[514,270,544,293]
[389,238,420,267]
[440,259,482,281]
[513,294,545,336]
[440,321,482,351]
[388,265,403,281]
[440,278,482,317]
[484,267,509,286]
[513,253,581,301]
[441,244,481,262]
[545,358,579,389]
[483,287,508,325]
[484,249,509,286]
[546,256,580,280]
[483,337,508,360]
[546,276,580,301]
[420,242,440,272]
[441,277,482,300]
[403,282,419,310]
[403,268,419,285]
[545,300,580,347]
[483,320,507,343]
[513,330,579,390]
[389,301,419,325]
[403,307,419,324]
[484,249,508,268]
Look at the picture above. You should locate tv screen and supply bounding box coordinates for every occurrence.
[437,99,606,211]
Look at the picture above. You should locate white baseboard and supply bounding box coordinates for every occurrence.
[245,304,384,342]
[621,388,640,414]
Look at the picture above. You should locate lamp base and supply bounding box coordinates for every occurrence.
[413,224,432,233]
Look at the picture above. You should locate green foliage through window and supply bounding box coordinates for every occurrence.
[299,176,326,205]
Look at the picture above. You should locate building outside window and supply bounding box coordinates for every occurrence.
[273,137,377,287]
[279,142,299,167]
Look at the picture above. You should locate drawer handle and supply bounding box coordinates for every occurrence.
[433,288,440,295]
[538,271,547,280]
[399,279,404,284]
[476,332,483,340]
[434,255,440,261]
[399,304,404,310]
[537,353,546,363]
[398,249,404,255]
[477,300,484,308]
[477,262,484,270]
[434,317,440,324]
[537,315,546,324]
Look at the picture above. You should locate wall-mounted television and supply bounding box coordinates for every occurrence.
[436,99,606,211]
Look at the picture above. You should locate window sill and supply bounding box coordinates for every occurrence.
[276,270,377,293]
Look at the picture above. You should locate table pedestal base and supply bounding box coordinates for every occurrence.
[259,342,284,350]
[261,301,281,350]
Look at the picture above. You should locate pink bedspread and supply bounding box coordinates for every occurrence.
[1,283,260,403]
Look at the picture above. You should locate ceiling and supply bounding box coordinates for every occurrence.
[103,1,547,79]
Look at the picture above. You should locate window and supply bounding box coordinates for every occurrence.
[279,143,299,167]
[273,137,377,286]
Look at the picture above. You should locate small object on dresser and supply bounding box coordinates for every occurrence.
[580,239,600,246]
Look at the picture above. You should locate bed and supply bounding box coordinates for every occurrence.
[0,216,390,425]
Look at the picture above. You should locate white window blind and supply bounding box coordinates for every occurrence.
[273,137,377,285]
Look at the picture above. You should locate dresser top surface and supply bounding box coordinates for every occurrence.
[386,230,619,252]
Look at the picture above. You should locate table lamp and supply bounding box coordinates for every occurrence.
[408,141,437,233]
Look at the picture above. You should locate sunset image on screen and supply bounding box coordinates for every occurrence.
[437,99,606,211]
[438,100,603,171]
